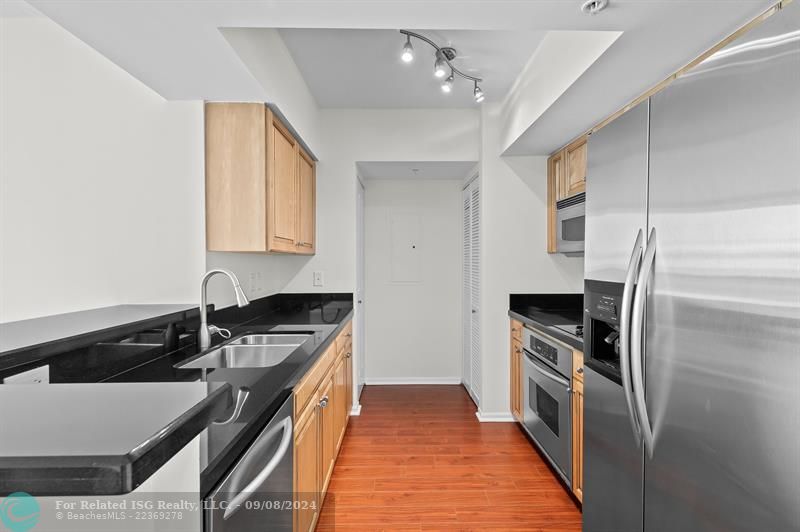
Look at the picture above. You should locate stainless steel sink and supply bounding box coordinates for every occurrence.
[229,334,311,346]
[176,333,312,369]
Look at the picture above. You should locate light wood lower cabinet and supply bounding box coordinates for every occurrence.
[294,396,320,532]
[293,320,353,532]
[319,372,336,494]
[572,349,585,503]
[510,320,523,422]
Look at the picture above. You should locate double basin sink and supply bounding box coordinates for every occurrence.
[177,333,313,370]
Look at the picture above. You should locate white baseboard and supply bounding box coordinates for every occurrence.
[350,403,362,416]
[475,411,516,422]
[365,377,462,385]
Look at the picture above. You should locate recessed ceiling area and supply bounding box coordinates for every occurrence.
[357,161,477,180]
[20,0,777,153]
[278,29,546,108]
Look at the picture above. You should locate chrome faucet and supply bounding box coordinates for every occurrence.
[199,269,250,351]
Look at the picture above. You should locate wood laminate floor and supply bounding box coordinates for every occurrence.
[317,385,582,531]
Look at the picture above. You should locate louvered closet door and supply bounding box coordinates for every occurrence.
[462,186,472,392]
[469,182,481,404]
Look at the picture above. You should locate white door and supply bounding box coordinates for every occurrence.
[462,177,481,406]
[356,179,366,401]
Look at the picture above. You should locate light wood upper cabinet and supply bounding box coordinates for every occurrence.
[564,137,587,199]
[547,135,587,253]
[205,102,316,254]
[296,147,316,254]
[267,111,299,253]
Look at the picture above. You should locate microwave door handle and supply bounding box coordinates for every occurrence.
[620,229,644,445]
[630,228,656,458]
[223,416,293,520]
[526,353,571,389]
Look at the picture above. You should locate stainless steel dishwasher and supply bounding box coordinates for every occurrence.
[205,395,293,531]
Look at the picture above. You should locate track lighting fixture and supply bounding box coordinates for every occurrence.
[399,30,485,103]
[401,35,414,63]
[433,51,447,78]
[473,82,485,103]
[441,73,454,93]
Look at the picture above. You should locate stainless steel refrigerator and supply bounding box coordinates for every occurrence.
[582,3,800,531]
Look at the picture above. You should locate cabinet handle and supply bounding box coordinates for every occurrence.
[515,347,522,354]
[512,327,519,333]
[577,367,584,374]
[319,395,329,408]
[346,352,352,358]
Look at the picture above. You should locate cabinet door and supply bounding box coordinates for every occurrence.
[205,103,268,252]
[345,346,353,418]
[319,375,336,495]
[511,339,523,422]
[565,137,587,198]
[296,148,316,255]
[267,110,299,253]
[547,151,564,252]
[552,149,568,202]
[572,377,584,503]
[334,355,347,451]
[294,401,319,532]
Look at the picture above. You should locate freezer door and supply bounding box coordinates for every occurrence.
[584,100,649,283]
[583,366,643,532]
[644,4,800,532]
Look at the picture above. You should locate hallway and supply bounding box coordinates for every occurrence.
[318,385,582,531]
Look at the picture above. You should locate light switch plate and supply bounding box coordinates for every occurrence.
[313,271,324,287]
[4,365,49,384]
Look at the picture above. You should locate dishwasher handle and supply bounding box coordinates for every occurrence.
[223,416,293,520]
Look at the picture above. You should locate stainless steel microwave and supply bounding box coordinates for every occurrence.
[556,192,585,255]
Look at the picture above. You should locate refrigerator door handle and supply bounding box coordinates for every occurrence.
[631,227,656,458]
[620,229,644,445]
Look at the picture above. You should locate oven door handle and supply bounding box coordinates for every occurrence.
[223,416,293,520]
[525,351,571,389]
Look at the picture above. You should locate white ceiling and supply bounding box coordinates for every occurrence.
[16,0,776,153]
[278,29,546,108]
[357,161,477,180]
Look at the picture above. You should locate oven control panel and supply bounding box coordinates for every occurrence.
[530,336,559,366]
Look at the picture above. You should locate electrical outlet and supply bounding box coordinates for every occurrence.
[249,272,258,293]
[313,271,324,287]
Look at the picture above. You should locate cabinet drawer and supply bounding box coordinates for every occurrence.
[573,350,584,382]
[510,319,523,341]
[294,344,336,418]
[336,321,353,354]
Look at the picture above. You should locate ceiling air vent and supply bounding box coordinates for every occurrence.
[581,0,609,15]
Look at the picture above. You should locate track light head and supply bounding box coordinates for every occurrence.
[441,73,454,93]
[474,82,485,103]
[401,36,414,63]
[433,51,448,78]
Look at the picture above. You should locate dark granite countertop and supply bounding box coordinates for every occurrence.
[0,304,202,373]
[0,294,353,497]
[509,293,585,351]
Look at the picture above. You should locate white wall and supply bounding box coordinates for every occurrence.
[0,17,205,323]
[363,178,463,383]
[499,31,621,155]
[478,102,584,417]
